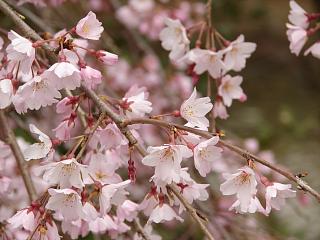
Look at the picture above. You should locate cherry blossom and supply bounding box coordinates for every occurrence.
[159,18,190,61]
[304,41,320,59]
[180,88,213,129]
[46,188,83,221]
[117,200,139,222]
[288,1,309,29]
[218,75,244,107]
[96,50,119,65]
[7,208,36,231]
[41,158,88,189]
[286,24,308,56]
[142,144,193,185]
[220,166,258,212]
[193,136,223,177]
[122,91,153,118]
[80,65,102,89]
[23,124,52,161]
[229,196,267,215]
[6,30,35,73]
[76,11,104,40]
[213,100,229,119]
[265,183,296,214]
[224,35,257,72]
[12,75,61,114]
[0,79,13,109]
[133,224,161,240]
[148,204,183,223]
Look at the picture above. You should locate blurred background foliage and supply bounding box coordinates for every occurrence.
[1,0,320,239]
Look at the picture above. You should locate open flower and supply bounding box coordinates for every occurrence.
[41,158,88,189]
[76,11,104,40]
[220,166,258,212]
[229,196,267,215]
[213,100,229,119]
[6,30,35,73]
[159,18,190,61]
[288,1,309,29]
[81,66,102,89]
[23,124,52,161]
[286,24,308,56]
[46,188,83,221]
[123,92,152,118]
[265,182,296,214]
[142,144,193,185]
[304,42,320,59]
[148,204,183,224]
[0,79,13,109]
[218,75,244,107]
[193,136,223,177]
[224,35,257,72]
[180,88,213,129]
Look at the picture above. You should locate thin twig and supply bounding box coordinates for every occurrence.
[0,110,37,202]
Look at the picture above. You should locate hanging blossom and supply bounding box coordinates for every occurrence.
[180,88,213,130]
[159,18,190,61]
[142,144,193,185]
[0,79,13,109]
[148,203,183,224]
[193,136,223,177]
[265,182,296,214]
[218,75,244,107]
[6,30,35,74]
[23,124,52,161]
[304,41,320,59]
[288,0,309,29]
[229,196,266,215]
[75,11,104,40]
[220,166,258,212]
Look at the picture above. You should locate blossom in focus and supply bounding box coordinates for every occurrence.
[80,66,102,89]
[224,35,257,72]
[220,166,258,212]
[41,158,88,189]
[265,182,296,214]
[12,75,61,114]
[229,196,267,215]
[97,50,118,65]
[189,48,226,78]
[142,145,193,185]
[304,42,320,59]
[159,18,190,61]
[288,0,309,29]
[180,88,213,129]
[6,30,35,73]
[218,75,244,107]
[148,204,183,223]
[193,136,223,177]
[7,209,36,231]
[46,188,83,221]
[117,200,139,222]
[76,11,104,40]
[23,124,52,161]
[0,79,13,109]
[123,92,152,118]
[286,24,308,56]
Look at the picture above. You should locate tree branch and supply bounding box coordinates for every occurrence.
[0,110,37,202]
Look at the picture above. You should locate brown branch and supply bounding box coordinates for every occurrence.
[0,110,37,202]
[121,117,320,202]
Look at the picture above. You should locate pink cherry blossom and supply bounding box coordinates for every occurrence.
[220,166,258,212]
[53,120,73,141]
[76,11,104,40]
[189,48,226,78]
[180,88,213,129]
[0,79,13,109]
[43,62,81,90]
[23,124,52,161]
[193,136,223,177]
[97,50,118,65]
[32,221,61,240]
[133,224,161,240]
[89,215,118,233]
[288,1,309,29]
[265,183,296,214]
[229,196,267,215]
[159,18,190,61]
[304,42,320,59]
[46,188,83,221]
[148,204,183,223]
[142,144,193,185]
[41,158,88,189]
[286,24,308,56]
[213,100,229,119]
[80,66,102,89]
[12,75,61,114]
[117,200,139,222]
[7,208,37,231]
[224,35,257,72]
[123,91,152,118]
[218,75,244,107]
[6,30,35,74]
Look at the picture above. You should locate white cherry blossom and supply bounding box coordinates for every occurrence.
[180,88,213,129]
[123,92,152,118]
[286,24,308,56]
[148,204,183,224]
[229,196,267,215]
[194,136,223,177]
[0,79,13,109]
[288,1,309,29]
[304,42,320,59]
[76,11,104,40]
[159,18,190,61]
[218,75,244,107]
[220,166,258,212]
[23,124,52,161]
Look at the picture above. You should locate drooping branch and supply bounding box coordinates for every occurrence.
[0,110,37,202]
